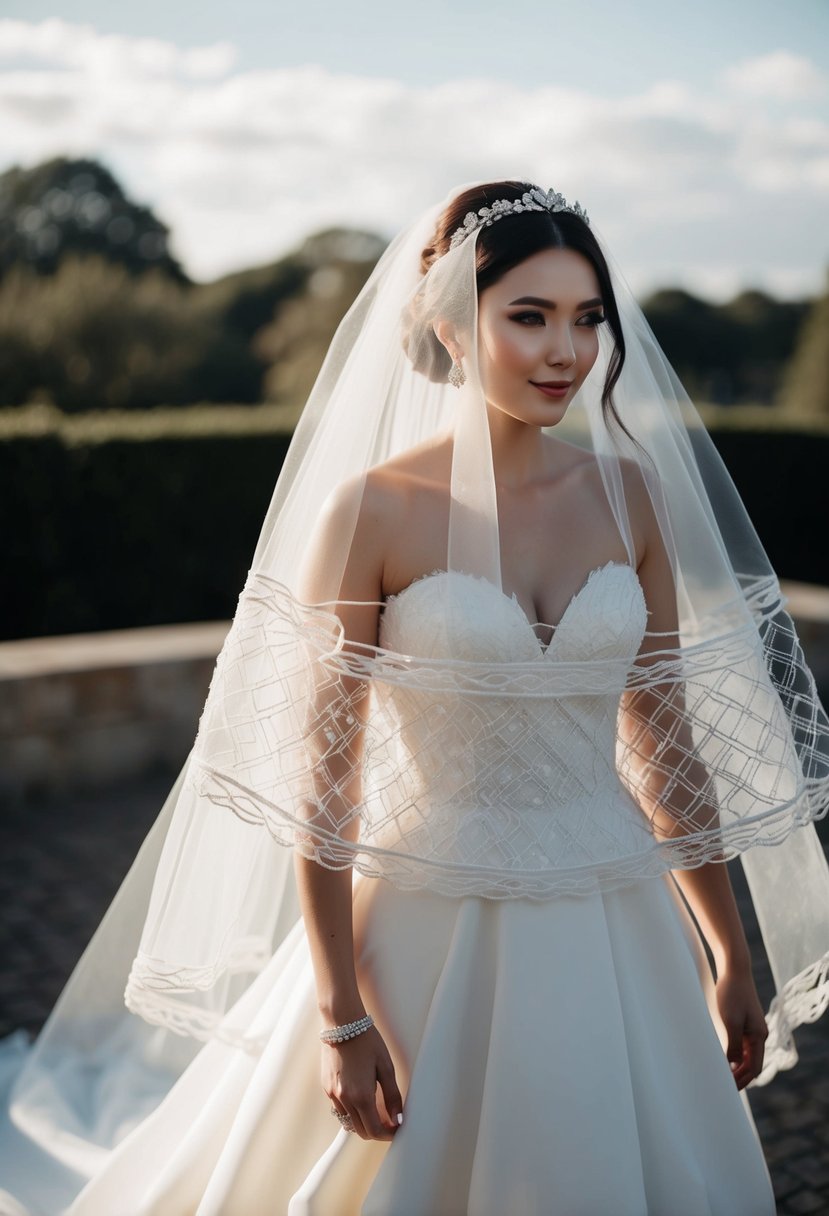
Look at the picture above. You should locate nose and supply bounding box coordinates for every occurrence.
[545,323,576,369]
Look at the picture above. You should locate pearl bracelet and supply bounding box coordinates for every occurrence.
[319,1013,374,1044]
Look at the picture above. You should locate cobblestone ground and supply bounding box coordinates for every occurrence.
[1,775,828,1214]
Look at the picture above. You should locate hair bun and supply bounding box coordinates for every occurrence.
[401,293,453,383]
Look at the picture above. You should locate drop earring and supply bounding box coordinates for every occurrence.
[448,358,465,389]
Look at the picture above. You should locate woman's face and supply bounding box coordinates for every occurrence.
[475,247,605,426]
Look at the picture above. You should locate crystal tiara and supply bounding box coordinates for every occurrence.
[449,187,589,250]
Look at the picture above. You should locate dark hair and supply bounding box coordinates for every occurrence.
[407,180,628,434]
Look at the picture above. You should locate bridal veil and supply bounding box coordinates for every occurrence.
[9,182,829,1169]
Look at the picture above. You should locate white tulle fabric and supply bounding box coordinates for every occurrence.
[103,190,829,1072]
[179,561,818,898]
[4,184,829,1191]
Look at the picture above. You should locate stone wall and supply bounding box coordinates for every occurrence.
[2,580,828,806]
[0,622,227,805]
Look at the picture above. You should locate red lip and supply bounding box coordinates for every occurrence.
[530,380,573,400]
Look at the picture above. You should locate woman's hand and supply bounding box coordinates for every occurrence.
[715,967,769,1090]
[323,1025,404,1141]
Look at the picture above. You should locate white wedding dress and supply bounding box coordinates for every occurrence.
[1,563,776,1215]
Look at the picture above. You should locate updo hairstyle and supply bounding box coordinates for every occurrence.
[402,180,627,425]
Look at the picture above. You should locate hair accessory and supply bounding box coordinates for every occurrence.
[449,186,590,250]
[448,359,466,388]
[320,1013,374,1044]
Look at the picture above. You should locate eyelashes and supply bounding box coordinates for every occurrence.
[509,310,546,326]
[509,310,606,328]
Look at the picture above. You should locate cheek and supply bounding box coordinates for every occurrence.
[482,322,537,375]
[577,330,600,374]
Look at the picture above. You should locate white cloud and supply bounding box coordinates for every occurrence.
[0,18,237,79]
[724,51,827,103]
[0,20,826,299]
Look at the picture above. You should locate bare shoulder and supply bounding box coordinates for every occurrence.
[361,433,453,518]
[316,430,450,535]
[301,472,398,603]
[369,432,453,488]
[615,457,662,554]
[307,434,452,595]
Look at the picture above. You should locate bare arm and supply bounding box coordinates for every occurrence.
[619,472,767,1088]
[293,476,404,1139]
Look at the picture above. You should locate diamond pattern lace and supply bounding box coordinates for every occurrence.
[185,562,828,896]
[125,563,829,1073]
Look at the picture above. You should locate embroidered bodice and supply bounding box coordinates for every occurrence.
[363,561,656,892]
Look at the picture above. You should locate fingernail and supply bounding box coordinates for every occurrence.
[397,1113,404,1125]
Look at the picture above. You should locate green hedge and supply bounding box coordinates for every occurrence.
[708,427,829,585]
[2,406,292,640]
[2,404,827,641]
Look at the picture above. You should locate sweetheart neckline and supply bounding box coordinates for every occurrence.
[383,561,644,657]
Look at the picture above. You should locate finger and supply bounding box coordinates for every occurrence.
[730,1023,766,1088]
[356,1104,393,1141]
[329,1087,364,1138]
[377,1059,404,1129]
[731,1069,750,1090]
[724,1020,743,1067]
[355,1090,394,1142]
[747,1031,766,1082]
[341,1102,370,1140]
[730,1040,755,1090]
[329,1095,357,1135]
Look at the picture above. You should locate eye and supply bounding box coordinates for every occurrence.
[509,310,545,326]
[576,311,606,327]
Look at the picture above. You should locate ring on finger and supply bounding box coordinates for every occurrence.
[330,1107,356,1132]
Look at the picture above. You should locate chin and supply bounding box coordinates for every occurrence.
[542,410,568,427]
[530,398,571,424]
[485,391,572,429]
[518,405,569,429]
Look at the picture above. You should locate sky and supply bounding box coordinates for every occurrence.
[0,1,827,299]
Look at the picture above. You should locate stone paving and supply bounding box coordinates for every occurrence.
[1,773,828,1214]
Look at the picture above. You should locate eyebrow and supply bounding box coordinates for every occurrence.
[509,295,604,310]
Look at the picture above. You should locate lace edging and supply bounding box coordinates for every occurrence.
[124,938,273,1054]
[751,949,829,1086]
[189,757,829,900]
[125,983,269,1054]
[125,930,829,1083]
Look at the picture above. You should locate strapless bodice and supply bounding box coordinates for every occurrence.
[380,561,646,664]
[362,562,657,888]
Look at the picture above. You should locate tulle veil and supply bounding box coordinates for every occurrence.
[3,182,829,1190]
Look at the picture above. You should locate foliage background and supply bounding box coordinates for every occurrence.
[2,156,828,640]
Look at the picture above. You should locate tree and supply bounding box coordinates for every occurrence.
[254,228,384,413]
[777,274,829,417]
[0,156,186,281]
[642,289,736,401]
[719,290,810,404]
[642,287,808,405]
[0,256,257,410]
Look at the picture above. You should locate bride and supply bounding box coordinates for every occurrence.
[2,179,828,1215]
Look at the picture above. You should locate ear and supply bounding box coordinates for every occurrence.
[433,317,463,363]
